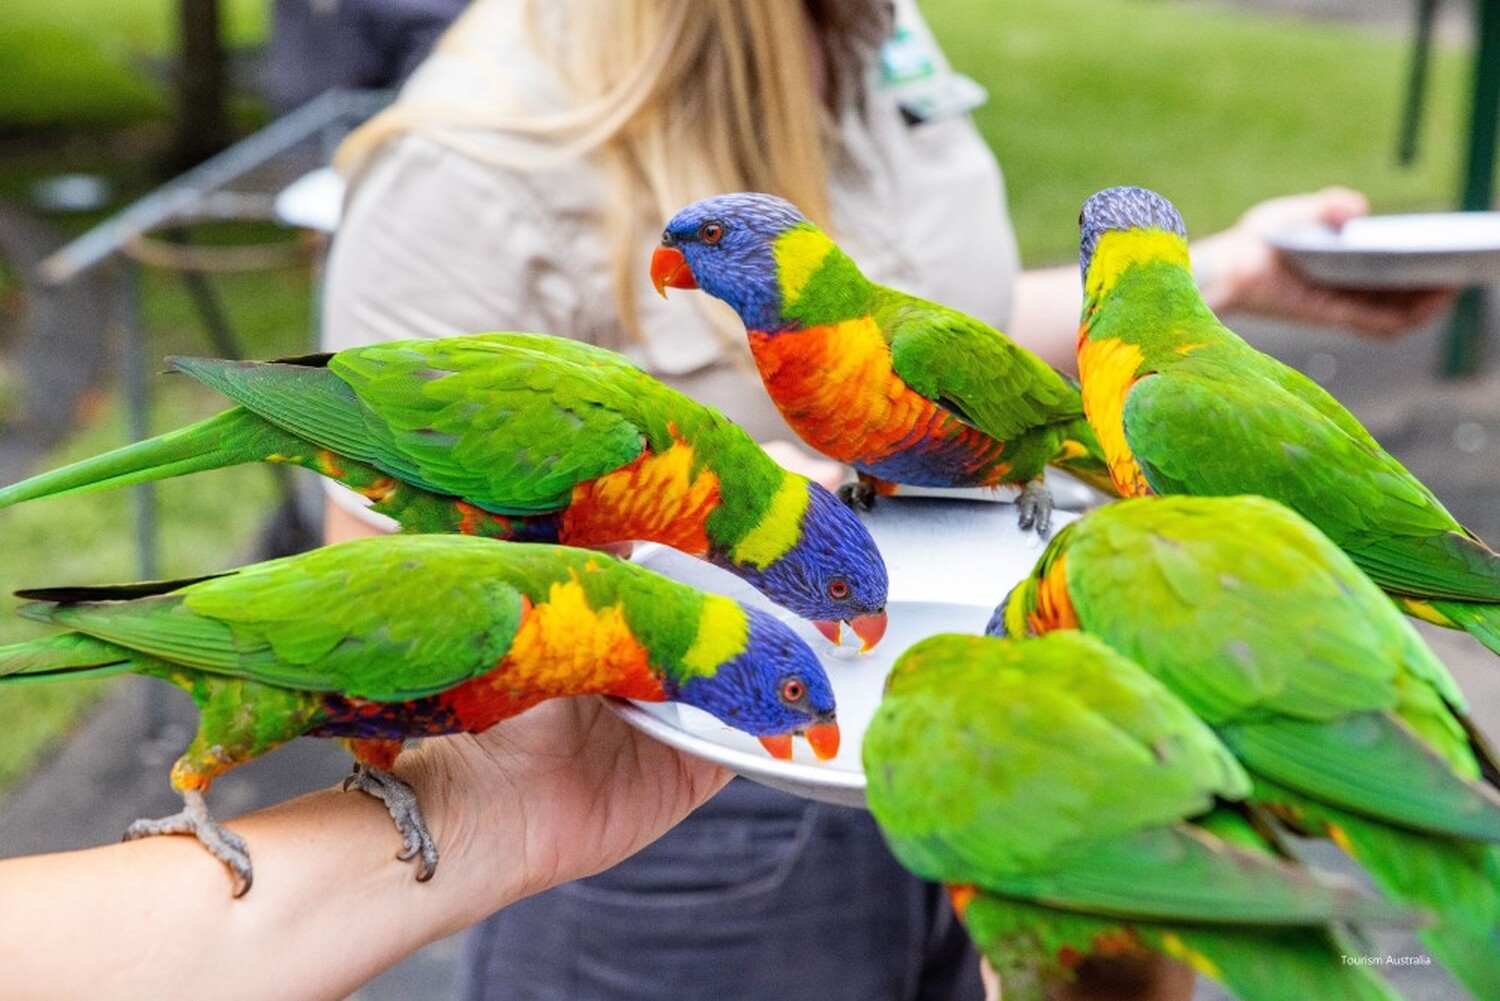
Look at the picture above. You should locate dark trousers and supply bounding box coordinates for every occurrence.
[460,778,984,1000]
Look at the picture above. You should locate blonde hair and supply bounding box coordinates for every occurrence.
[338,0,875,347]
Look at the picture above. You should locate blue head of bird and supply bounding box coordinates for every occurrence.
[1078,186,1189,286]
[673,604,840,760]
[715,481,889,652]
[651,192,810,331]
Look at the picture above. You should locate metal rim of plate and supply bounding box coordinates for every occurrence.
[602,696,869,809]
[607,499,1074,811]
[1269,214,1500,289]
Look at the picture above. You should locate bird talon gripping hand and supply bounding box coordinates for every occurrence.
[1075,185,1500,656]
[0,332,887,650]
[0,536,839,896]
[652,192,1117,537]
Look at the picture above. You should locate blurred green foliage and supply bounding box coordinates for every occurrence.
[927,0,1470,262]
[0,1,267,130]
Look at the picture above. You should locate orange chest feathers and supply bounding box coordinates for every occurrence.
[747,319,978,466]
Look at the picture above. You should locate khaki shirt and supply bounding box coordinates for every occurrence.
[322,0,1020,444]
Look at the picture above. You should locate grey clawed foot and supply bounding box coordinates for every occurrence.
[1016,481,1054,538]
[343,763,439,881]
[124,788,253,897]
[837,480,877,512]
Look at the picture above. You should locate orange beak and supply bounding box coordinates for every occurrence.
[757,721,842,762]
[813,612,888,652]
[650,245,697,296]
[805,720,841,760]
[850,611,888,652]
[757,734,793,760]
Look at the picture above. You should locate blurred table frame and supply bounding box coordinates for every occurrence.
[35,89,391,579]
[1405,0,1499,376]
[1446,0,1500,376]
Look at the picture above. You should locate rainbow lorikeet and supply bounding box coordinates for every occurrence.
[0,332,887,650]
[862,630,1412,1001]
[1076,185,1500,656]
[992,495,1500,996]
[0,535,840,896]
[650,193,1115,536]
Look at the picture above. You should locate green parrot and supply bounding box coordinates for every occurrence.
[1076,185,1500,656]
[0,534,840,895]
[651,192,1117,535]
[993,494,1500,997]
[0,332,888,649]
[862,630,1413,1001]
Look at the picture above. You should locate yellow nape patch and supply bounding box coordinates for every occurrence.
[503,578,654,695]
[1159,932,1223,979]
[730,476,809,569]
[1086,230,1191,297]
[1076,337,1152,497]
[774,225,836,309]
[681,596,749,679]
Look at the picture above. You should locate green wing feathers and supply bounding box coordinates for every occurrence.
[1262,776,1500,998]
[880,297,1083,442]
[992,823,1410,927]
[10,536,531,701]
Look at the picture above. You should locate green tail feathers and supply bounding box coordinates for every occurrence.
[1428,599,1500,658]
[1331,805,1500,998]
[0,632,139,683]
[0,408,302,509]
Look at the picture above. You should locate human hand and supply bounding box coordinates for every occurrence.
[1191,187,1455,337]
[760,439,848,491]
[397,697,733,928]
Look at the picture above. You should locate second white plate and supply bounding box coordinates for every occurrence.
[1270,212,1500,288]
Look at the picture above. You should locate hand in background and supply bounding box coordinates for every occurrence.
[760,439,848,491]
[1193,186,1455,337]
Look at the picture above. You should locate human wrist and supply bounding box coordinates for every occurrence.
[390,735,529,935]
[1189,229,1254,314]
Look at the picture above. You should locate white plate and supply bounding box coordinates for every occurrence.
[1269,212,1500,289]
[607,598,990,809]
[607,495,1075,808]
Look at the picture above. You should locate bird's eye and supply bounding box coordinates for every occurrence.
[828,579,850,600]
[781,678,806,703]
[699,221,724,244]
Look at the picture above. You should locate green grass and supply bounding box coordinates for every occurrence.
[0,262,313,792]
[927,0,1471,262]
[0,2,268,131]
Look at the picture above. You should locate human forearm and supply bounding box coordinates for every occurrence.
[0,768,507,1001]
[0,701,730,1001]
[1008,265,1084,374]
